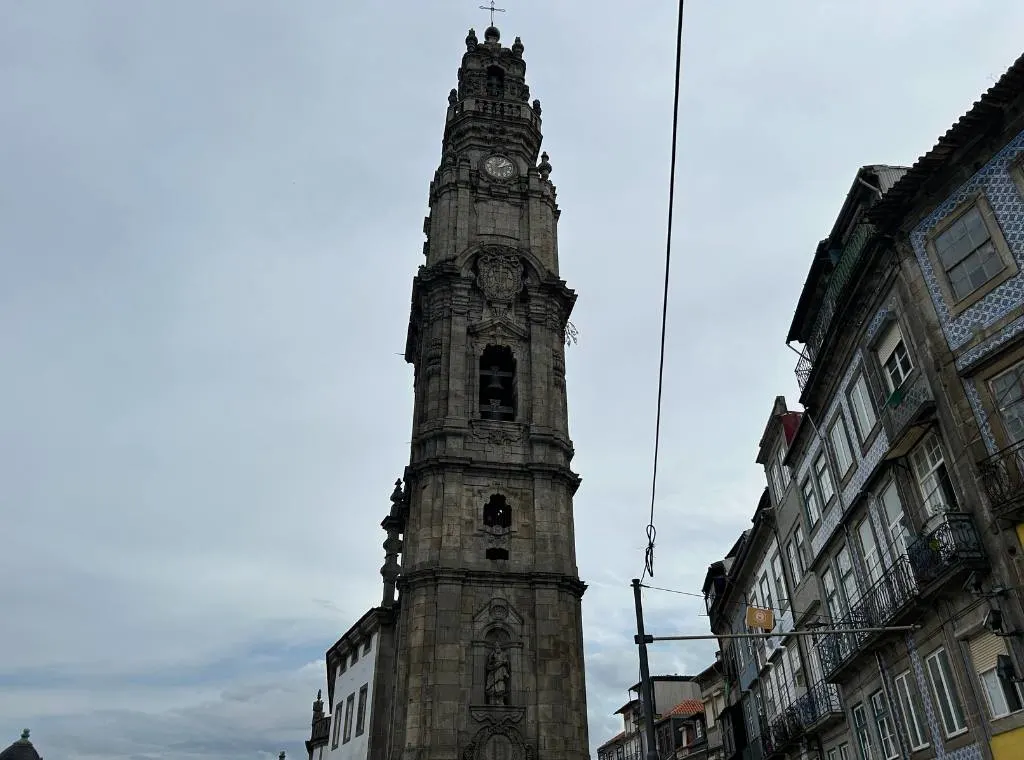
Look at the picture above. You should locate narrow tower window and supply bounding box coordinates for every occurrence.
[486,66,505,97]
[483,494,511,529]
[479,345,516,421]
[486,547,510,561]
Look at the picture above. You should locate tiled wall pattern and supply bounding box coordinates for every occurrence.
[963,378,999,455]
[905,633,983,760]
[909,129,1024,353]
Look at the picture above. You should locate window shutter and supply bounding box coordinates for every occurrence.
[970,630,1008,673]
[876,322,904,366]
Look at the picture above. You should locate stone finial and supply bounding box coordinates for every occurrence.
[279,753,286,760]
[532,99,542,116]
[19,730,30,741]
[448,88,458,106]
[511,36,524,57]
[538,152,552,180]
[390,478,404,507]
[484,26,500,43]
[466,28,478,50]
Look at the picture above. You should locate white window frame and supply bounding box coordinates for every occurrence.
[771,552,788,613]
[893,670,929,751]
[980,667,1024,719]
[925,647,968,738]
[777,446,791,486]
[851,702,875,760]
[830,417,855,475]
[877,323,914,394]
[910,433,957,515]
[990,360,1024,445]
[815,452,835,504]
[786,538,804,586]
[802,478,821,526]
[857,518,882,585]
[870,690,898,760]
[849,374,878,442]
[769,462,784,503]
[879,481,909,564]
[342,691,356,743]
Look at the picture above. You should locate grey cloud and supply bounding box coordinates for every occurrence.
[3,2,1024,759]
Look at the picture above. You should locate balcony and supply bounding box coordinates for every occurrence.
[762,680,842,758]
[817,556,920,681]
[907,512,986,592]
[881,371,936,459]
[978,439,1024,520]
[794,222,875,392]
[309,715,330,745]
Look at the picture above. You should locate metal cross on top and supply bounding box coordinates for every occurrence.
[479,1,506,26]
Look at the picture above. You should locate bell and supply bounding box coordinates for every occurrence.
[487,368,504,391]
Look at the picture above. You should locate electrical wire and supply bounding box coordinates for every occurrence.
[639,582,837,625]
[643,0,687,582]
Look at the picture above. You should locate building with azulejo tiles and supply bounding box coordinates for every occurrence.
[703,51,1024,760]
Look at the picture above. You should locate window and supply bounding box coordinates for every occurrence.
[486,547,509,561]
[362,635,373,655]
[787,645,802,683]
[925,647,967,737]
[351,648,359,666]
[771,553,788,613]
[838,744,851,760]
[933,203,1006,301]
[879,481,910,564]
[870,691,898,760]
[786,539,804,586]
[759,574,774,616]
[830,418,855,475]
[331,699,342,748]
[480,345,516,421]
[893,670,929,750]
[342,692,356,743]
[852,702,875,760]
[849,375,878,442]
[971,631,1024,719]
[910,433,958,515]
[778,447,791,486]
[339,658,347,675]
[355,684,369,736]
[876,323,914,394]
[822,568,843,622]
[815,453,835,504]
[769,462,784,502]
[802,479,821,525]
[485,66,505,97]
[836,545,859,607]
[991,361,1024,444]
[857,518,882,585]
[483,494,512,528]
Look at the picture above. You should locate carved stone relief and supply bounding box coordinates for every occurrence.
[475,246,524,306]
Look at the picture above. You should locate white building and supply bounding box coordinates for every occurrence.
[321,607,394,760]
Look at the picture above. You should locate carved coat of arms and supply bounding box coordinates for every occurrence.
[476,248,523,305]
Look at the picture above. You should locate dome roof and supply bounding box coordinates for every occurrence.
[0,731,42,760]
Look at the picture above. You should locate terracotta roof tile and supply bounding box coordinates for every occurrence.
[663,698,704,718]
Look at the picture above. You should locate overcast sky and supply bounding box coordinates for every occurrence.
[2,2,1023,759]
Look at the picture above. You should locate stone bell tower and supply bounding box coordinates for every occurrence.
[381,23,590,760]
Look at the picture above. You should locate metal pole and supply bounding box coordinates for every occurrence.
[648,625,920,642]
[632,579,661,760]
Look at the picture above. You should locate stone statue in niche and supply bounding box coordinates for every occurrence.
[484,644,511,705]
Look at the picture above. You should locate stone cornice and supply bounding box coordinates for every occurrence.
[398,567,587,598]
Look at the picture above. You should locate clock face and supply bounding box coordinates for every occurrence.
[483,155,516,180]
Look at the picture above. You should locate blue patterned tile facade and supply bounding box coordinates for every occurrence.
[909,130,1024,353]
[905,633,983,760]
[955,311,1024,372]
[865,301,896,345]
[963,378,998,455]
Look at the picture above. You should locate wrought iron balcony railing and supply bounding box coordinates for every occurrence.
[794,222,875,392]
[817,556,920,679]
[794,680,843,729]
[907,512,986,589]
[978,439,1024,517]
